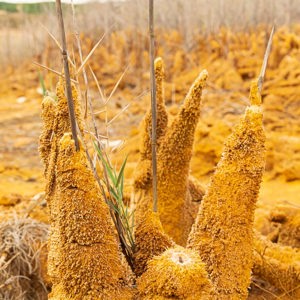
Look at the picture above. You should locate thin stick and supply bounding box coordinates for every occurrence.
[70,0,100,141]
[106,66,129,104]
[258,26,275,93]
[89,66,106,103]
[33,62,78,83]
[76,34,106,76]
[149,0,158,212]
[107,103,130,126]
[55,0,79,151]
[40,23,76,68]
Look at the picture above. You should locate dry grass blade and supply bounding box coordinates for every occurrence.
[33,62,78,84]
[110,140,125,153]
[40,23,76,69]
[56,0,79,151]
[107,103,130,126]
[92,109,106,115]
[252,281,281,299]
[84,130,108,140]
[106,66,129,104]
[89,66,106,103]
[280,285,300,298]
[258,26,275,93]
[0,216,49,300]
[149,0,158,212]
[76,33,107,76]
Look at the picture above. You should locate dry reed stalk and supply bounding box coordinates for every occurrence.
[258,26,274,92]
[55,0,79,151]
[149,0,158,212]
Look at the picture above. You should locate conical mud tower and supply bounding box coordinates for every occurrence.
[188,80,266,299]
[134,57,168,193]
[134,61,208,245]
[253,231,300,298]
[50,134,132,299]
[137,245,212,299]
[155,69,208,245]
[40,79,132,299]
[40,78,84,285]
[133,205,174,276]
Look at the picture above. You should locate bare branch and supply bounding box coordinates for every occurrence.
[149,0,158,212]
[33,62,78,84]
[106,66,129,104]
[76,33,107,76]
[258,26,275,93]
[55,0,79,151]
[40,23,76,68]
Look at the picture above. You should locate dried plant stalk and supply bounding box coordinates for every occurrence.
[55,0,79,150]
[149,0,158,212]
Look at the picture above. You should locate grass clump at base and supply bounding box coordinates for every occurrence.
[0,216,49,300]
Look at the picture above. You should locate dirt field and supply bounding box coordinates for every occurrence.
[0,5,300,299]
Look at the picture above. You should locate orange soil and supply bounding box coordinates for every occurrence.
[0,26,299,299]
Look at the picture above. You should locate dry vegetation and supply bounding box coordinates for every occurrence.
[0,1,300,299]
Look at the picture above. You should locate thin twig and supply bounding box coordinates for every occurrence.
[106,66,129,104]
[76,33,107,76]
[149,0,158,212]
[89,66,106,103]
[40,23,76,68]
[33,62,78,83]
[258,26,275,93]
[251,281,281,299]
[107,103,130,126]
[55,0,79,151]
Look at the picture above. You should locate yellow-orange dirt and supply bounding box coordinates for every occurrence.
[1,26,300,299]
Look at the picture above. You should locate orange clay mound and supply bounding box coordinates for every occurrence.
[41,78,84,284]
[134,57,168,191]
[39,79,132,299]
[188,80,265,299]
[187,175,206,204]
[133,206,174,277]
[137,245,212,300]
[39,95,56,175]
[258,205,300,248]
[139,57,168,163]
[49,134,132,300]
[155,70,208,245]
[134,66,208,246]
[253,232,300,298]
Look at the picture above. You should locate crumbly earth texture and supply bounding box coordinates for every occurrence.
[1,27,300,300]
